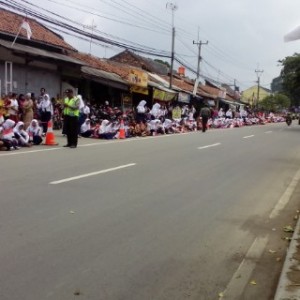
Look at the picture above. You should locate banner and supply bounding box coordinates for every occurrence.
[130,85,148,95]
[127,69,148,87]
[153,88,176,102]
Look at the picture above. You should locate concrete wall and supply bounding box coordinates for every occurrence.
[241,85,271,105]
[0,47,61,98]
[0,62,61,99]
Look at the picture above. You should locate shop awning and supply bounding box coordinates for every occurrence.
[0,39,84,65]
[219,98,244,108]
[81,66,129,91]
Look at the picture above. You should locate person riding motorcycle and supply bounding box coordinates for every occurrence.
[286,112,292,126]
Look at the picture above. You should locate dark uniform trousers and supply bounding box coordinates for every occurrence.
[64,115,79,146]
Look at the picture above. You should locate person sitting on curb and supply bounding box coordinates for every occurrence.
[13,121,32,147]
[80,119,93,138]
[26,119,43,145]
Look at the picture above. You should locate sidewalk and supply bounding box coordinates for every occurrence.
[275,206,300,299]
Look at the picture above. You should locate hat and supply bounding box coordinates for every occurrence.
[65,89,73,93]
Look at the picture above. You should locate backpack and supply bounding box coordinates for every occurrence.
[201,107,211,117]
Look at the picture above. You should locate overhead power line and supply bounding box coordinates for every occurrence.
[0,0,254,88]
[1,0,171,57]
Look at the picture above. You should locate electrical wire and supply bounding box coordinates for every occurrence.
[0,0,260,88]
[1,0,171,57]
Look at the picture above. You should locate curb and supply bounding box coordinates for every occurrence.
[274,215,300,300]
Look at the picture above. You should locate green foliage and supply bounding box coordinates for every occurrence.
[271,76,283,93]
[259,93,291,112]
[279,53,300,106]
[154,59,170,68]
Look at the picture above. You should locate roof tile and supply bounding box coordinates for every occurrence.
[0,8,75,51]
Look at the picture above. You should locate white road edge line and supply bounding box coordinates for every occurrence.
[49,163,136,185]
[0,132,189,156]
[0,147,61,156]
[243,135,254,139]
[221,236,269,299]
[269,167,300,219]
[197,143,221,150]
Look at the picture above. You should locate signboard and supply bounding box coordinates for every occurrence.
[127,69,148,87]
[178,92,190,103]
[153,88,177,102]
[130,85,149,95]
[122,93,132,111]
[172,106,182,120]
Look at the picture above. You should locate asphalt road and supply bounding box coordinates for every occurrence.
[1,123,300,300]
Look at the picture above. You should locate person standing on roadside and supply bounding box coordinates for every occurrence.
[37,88,52,136]
[200,103,211,132]
[22,93,34,129]
[63,89,80,148]
[7,93,19,122]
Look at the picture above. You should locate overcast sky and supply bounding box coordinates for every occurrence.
[8,0,300,91]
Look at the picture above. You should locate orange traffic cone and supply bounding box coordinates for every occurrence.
[118,119,126,139]
[44,120,58,145]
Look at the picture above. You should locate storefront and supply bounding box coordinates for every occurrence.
[80,66,129,107]
[127,69,151,108]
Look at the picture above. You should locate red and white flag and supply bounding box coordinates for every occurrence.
[21,19,32,40]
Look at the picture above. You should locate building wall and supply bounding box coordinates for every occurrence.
[0,47,61,98]
[241,86,271,105]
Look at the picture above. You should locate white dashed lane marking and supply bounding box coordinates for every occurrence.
[197,143,221,150]
[49,163,136,184]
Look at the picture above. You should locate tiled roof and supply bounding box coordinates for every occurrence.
[199,85,219,98]
[161,76,215,98]
[0,8,75,51]
[164,76,194,91]
[70,51,130,79]
[200,84,235,101]
[69,51,238,101]
[110,50,169,75]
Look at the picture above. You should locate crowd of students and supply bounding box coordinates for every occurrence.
[78,101,285,139]
[0,93,285,151]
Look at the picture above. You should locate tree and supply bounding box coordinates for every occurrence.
[259,93,291,112]
[154,59,170,68]
[271,76,283,93]
[279,53,300,106]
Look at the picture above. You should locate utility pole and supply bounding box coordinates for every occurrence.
[166,2,177,89]
[255,69,264,109]
[193,40,208,79]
